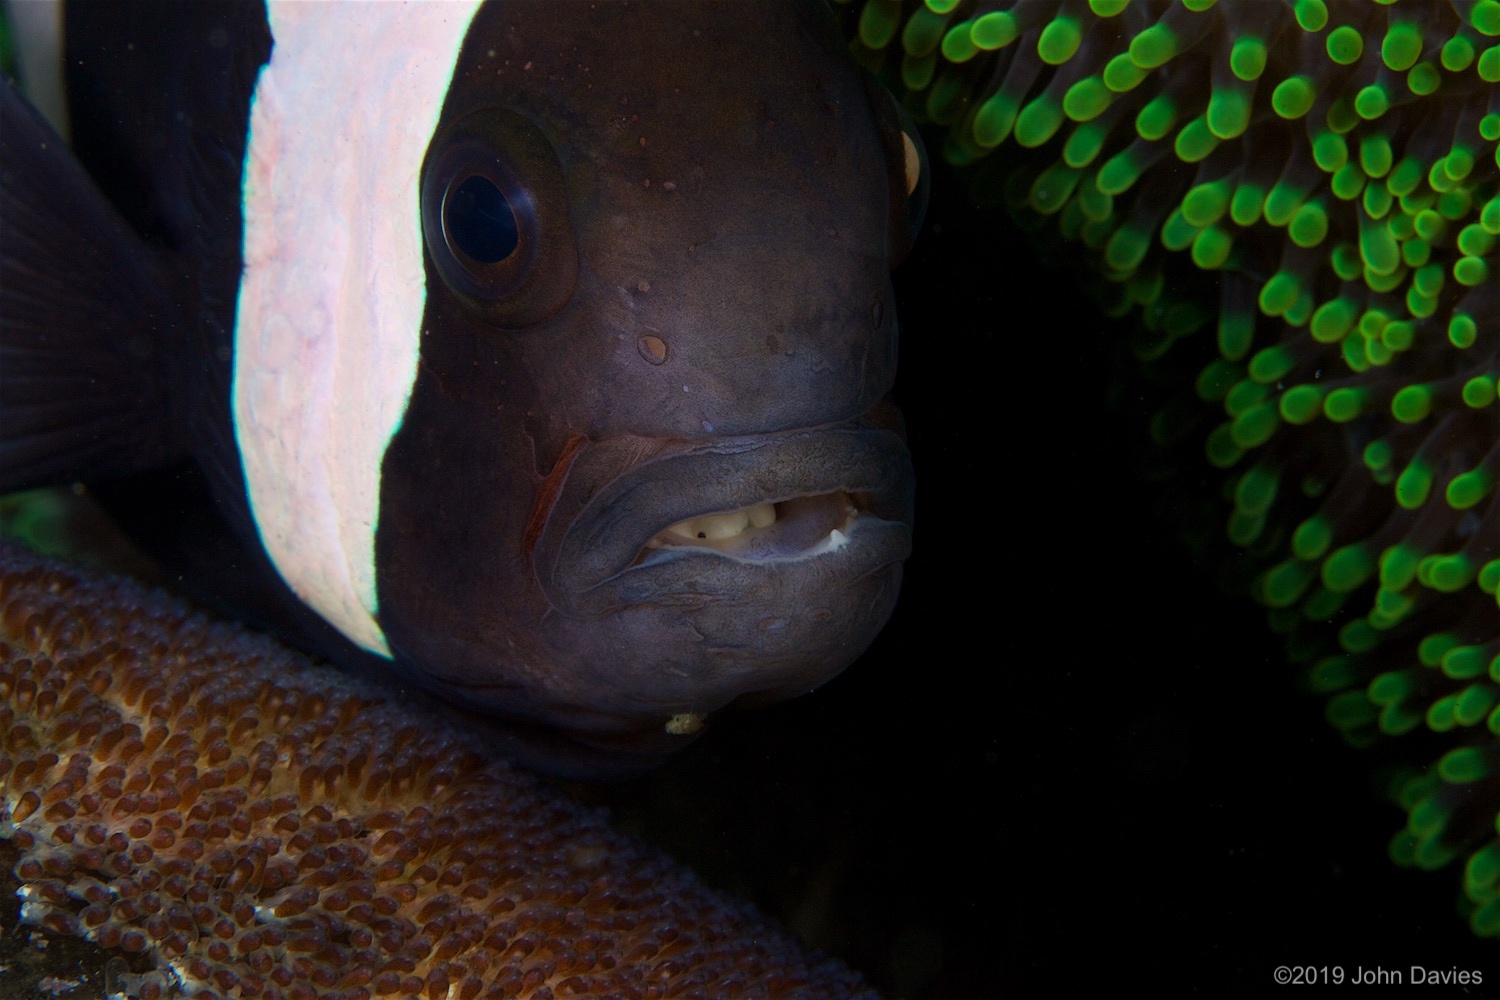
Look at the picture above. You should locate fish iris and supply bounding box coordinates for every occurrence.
[445,173,520,264]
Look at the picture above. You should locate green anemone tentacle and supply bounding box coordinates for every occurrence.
[840,0,1500,936]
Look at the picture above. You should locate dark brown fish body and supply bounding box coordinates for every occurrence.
[0,1,920,772]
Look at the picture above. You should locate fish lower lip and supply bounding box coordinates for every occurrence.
[639,491,860,562]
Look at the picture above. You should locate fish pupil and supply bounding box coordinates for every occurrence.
[446,174,520,264]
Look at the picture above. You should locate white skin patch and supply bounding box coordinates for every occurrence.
[234,1,482,657]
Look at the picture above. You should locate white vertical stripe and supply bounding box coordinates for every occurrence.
[233,1,482,657]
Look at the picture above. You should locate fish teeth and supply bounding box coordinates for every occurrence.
[663,503,777,543]
[636,492,868,562]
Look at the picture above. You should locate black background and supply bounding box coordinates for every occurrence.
[598,157,1499,998]
[4,14,1496,990]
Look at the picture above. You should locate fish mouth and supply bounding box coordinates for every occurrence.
[530,421,913,617]
[639,491,860,561]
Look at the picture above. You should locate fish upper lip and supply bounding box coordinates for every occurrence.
[530,423,913,615]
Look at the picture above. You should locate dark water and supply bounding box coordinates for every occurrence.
[2,26,1494,993]
[599,157,1498,998]
[2,165,1492,1000]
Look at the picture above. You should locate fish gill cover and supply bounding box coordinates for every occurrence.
[836,0,1500,941]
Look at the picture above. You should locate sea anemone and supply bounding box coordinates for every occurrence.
[0,543,875,999]
[839,0,1500,936]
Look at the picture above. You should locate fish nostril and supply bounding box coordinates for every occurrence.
[637,335,668,364]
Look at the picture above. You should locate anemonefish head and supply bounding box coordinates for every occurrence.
[231,0,921,766]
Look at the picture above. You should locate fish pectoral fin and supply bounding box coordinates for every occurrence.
[0,80,186,493]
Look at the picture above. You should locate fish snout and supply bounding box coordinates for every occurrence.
[497,420,914,740]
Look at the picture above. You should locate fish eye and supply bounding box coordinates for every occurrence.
[421,108,578,328]
[444,174,522,264]
[888,108,930,262]
[900,124,931,244]
[864,77,930,266]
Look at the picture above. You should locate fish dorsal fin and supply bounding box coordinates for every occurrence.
[1,3,277,494]
[0,81,184,492]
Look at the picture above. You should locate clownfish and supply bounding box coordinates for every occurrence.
[0,0,922,773]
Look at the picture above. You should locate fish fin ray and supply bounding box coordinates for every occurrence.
[0,80,187,493]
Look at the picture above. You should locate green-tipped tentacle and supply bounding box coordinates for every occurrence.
[841,0,1499,936]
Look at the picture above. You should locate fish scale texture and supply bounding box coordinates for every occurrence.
[0,544,875,1000]
[838,0,1500,936]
